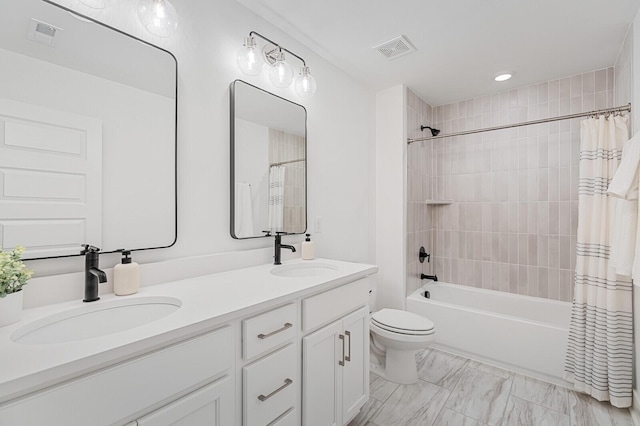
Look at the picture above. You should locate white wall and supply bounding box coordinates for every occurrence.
[375,85,406,310]
[25,0,376,282]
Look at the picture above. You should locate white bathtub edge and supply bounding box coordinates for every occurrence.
[407,283,571,383]
[431,344,574,389]
[630,390,640,426]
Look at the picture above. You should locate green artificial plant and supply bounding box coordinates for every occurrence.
[0,246,33,298]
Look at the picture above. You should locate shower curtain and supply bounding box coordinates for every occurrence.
[268,165,286,232]
[564,115,632,408]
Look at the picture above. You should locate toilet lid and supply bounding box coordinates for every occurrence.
[371,309,435,335]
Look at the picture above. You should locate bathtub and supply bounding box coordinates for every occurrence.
[406,282,572,383]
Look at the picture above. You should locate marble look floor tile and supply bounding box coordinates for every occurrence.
[370,372,399,402]
[510,373,569,414]
[372,380,451,426]
[348,397,383,426]
[503,396,570,426]
[415,348,432,365]
[568,391,634,426]
[445,367,512,425]
[466,360,514,380]
[417,349,469,390]
[433,408,481,425]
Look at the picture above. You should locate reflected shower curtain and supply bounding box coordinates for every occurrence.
[564,115,632,408]
[268,165,285,233]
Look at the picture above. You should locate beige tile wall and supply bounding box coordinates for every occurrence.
[406,67,616,302]
[407,88,435,294]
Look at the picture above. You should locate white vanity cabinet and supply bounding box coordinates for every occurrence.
[0,327,235,426]
[134,375,234,425]
[0,260,377,426]
[301,279,370,426]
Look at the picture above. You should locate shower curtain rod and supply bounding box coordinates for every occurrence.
[270,158,305,167]
[407,103,632,145]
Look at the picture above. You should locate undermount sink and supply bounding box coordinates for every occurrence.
[11,296,182,345]
[270,262,339,277]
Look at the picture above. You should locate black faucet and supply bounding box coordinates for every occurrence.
[82,245,107,302]
[274,232,296,265]
[421,273,438,282]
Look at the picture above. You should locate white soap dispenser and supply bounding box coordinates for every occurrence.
[301,234,315,260]
[114,250,140,296]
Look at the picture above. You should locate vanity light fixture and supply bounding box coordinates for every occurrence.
[136,0,178,38]
[236,36,264,76]
[294,66,317,98]
[237,31,317,97]
[268,48,294,88]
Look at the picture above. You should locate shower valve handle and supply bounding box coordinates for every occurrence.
[419,246,430,263]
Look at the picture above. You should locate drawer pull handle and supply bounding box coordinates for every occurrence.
[258,378,293,402]
[345,330,351,362]
[339,334,345,366]
[258,322,293,339]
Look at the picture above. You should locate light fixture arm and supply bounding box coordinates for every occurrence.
[249,31,307,67]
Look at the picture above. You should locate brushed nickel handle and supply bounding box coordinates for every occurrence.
[339,334,345,366]
[258,322,293,339]
[258,378,293,402]
[345,330,351,362]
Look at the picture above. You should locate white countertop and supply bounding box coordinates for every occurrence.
[0,258,377,403]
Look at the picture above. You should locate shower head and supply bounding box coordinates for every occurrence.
[420,125,440,137]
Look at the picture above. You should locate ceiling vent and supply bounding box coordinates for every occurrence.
[373,35,416,60]
[28,19,62,47]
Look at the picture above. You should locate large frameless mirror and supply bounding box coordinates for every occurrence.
[230,80,307,239]
[0,0,177,259]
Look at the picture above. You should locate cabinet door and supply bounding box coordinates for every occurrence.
[137,375,234,426]
[302,320,343,426]
[341,307,369,423]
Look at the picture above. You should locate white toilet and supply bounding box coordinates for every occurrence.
[369,289,435,384]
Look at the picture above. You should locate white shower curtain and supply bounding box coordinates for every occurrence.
[564,115,632,408]
[268,165,285,233]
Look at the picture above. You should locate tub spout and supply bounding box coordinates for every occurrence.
[421,274,438,282]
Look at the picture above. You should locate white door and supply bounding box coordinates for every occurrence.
[136,376,235,426]
[341,307,369,423]
[0,98,102,258]
[302,320,342,426]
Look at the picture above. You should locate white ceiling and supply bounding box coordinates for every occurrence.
[236,0,640,106]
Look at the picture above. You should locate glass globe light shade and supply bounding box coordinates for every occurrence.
[79,0,108,8]
[268,50,293,88]
[236,37,264,76]
[294,66,317,98]
[136,0,178,38]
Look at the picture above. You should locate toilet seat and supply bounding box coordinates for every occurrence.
[371,309,434,336]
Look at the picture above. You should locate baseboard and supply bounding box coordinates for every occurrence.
[631,390,640,426]
[431,344,573,389]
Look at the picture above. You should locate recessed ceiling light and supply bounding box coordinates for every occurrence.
[495,73,513,82]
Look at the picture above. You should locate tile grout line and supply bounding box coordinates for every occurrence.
[434,358,473,424]
[509,394,571,419]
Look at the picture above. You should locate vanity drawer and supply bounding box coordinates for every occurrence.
[243,344,297,426]
[243,303,296,360]
[0,326,233,426]
[302,278,369,332]
[269,408,297,426]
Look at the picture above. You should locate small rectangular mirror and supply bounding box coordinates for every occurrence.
[230,80,307,239]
